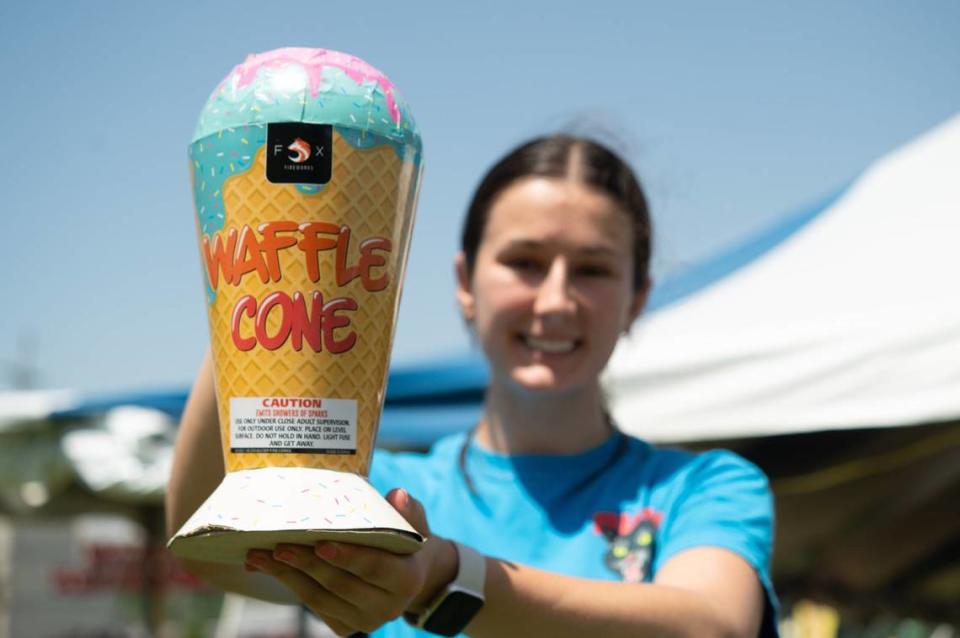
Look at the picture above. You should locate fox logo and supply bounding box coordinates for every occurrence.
[287,137,311,163]
[593,509,662,583]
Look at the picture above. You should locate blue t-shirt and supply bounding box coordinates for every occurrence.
[368,432,778,637]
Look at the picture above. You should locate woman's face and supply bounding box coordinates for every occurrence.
[456,177,648,396]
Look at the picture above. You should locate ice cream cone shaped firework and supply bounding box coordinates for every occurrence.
[168,48,424,563]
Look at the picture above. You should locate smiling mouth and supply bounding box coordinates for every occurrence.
[520,335,581,354]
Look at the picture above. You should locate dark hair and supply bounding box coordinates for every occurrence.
[461,135,652,290]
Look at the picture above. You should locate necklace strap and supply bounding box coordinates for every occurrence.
[457,424,629,499]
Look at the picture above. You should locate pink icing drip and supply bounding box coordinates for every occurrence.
[227,47,401,126]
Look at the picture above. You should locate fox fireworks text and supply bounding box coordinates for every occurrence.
[202,221,392,354]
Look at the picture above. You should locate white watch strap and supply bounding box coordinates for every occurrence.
[410,542,487,629]
[452,542,486,597]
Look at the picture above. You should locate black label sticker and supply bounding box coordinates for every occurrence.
[266,123,333,184]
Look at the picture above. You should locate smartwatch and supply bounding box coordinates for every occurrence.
[405,542,486,636]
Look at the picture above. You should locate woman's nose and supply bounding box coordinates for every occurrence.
[533,258,576,317]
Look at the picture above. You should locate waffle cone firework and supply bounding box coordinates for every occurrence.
[169,48,424,562]
[200,133,417,475]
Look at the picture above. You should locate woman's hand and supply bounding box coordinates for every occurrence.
[244,488,458,637]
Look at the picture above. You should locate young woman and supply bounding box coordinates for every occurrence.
[166,135,778,638]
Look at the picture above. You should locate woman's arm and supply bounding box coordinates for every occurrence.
[164,351,297,604]
[249,500,765,638]
[471,545,763,638]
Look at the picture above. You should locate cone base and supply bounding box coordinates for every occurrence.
[168,467,424,564]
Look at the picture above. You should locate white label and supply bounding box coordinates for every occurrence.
[229,397,357,454]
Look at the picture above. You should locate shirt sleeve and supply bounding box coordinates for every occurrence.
[655,449,779,637]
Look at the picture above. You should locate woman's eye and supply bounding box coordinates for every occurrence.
[577,264,613,277]
[506,257,539,270]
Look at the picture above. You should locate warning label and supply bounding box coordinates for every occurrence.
[229,396,357,454]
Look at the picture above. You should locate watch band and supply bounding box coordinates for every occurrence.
[449,542,486,597]
[406,542,486,635]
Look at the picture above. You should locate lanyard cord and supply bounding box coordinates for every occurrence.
[457,414,629,501]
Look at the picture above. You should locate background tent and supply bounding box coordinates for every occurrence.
[606,114,960,442]
[603,113,960,622]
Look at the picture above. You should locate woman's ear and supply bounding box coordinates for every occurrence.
[624,276,652,334]
[454,252,476,322]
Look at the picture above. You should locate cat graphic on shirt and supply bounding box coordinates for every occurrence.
[593,509,663,583]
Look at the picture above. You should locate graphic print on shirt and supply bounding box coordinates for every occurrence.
[593,508,663,583]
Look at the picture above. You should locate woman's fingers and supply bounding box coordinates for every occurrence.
[246,549,362,631]
[246,549,353,611]
[312,541,424,603]
[251,545,409,631]
[242,489,437,634]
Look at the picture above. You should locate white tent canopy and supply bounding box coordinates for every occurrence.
[607,114,960,443]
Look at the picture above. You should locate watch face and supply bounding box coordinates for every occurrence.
[422,590,485,637]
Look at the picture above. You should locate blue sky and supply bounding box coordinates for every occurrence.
[1,1,958,393]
